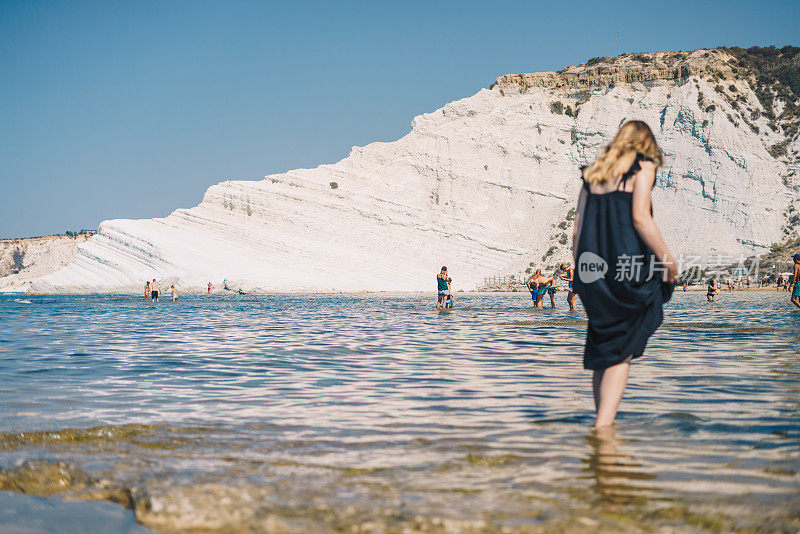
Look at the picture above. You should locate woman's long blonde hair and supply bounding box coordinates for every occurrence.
[582,120,663,184]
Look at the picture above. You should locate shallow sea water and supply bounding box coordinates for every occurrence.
[0,291,798,532]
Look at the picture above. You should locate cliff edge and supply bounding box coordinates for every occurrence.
[24,46,800,293]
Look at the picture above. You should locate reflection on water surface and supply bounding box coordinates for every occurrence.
[0,292,798,532]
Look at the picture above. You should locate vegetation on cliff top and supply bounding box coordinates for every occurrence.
[722,46,800,137]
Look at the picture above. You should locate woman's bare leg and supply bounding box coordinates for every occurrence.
[593,361,630,428]
[592,369,603,410]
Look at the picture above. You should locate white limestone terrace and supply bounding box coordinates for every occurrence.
[0,235,92,293]
[31,49,796,293]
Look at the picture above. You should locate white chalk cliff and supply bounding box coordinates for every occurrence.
[31,48,800,293]
[0,235,92,293]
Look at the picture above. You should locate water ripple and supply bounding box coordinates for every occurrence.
[0,291,798,531]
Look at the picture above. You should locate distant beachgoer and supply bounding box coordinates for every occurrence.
[546,275,557,308]
[208,282,212,294]
[560,263,578,311]
[682,282,687,291]
[436,267,451,309]
[444,293,453,309]
[572,120,676,429]
[527,269,554,308]
[791,255,800,309]
[526,272,537,301]
[151,279,159,302]
[168,284,178,302]
[745,279,750,290]
[145,281,150,302]
[707,278,717,301]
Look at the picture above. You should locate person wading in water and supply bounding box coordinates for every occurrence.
[572,120,677,429]
[436,267,451,309]
[707,278,717,302]
[559,262,577,311]
[527,269,554,309]
[791,254,800,309]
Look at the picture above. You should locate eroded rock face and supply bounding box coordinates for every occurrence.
[31,49,798,293]
[0,234,92,293]
[493,49,737,91]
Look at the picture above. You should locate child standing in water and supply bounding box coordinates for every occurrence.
[572,121,677,429]
[444,293,453,309]
[144,281,150,302]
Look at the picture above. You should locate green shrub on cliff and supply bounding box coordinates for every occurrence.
[723,46,800,126]
[586,56,610,66]
[11,248,24,274]
[769,141,788,158]
[550,101,564,115]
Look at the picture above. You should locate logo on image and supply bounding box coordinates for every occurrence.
[577,252,608,283]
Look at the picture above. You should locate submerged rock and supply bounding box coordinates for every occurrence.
[0,460,92,496]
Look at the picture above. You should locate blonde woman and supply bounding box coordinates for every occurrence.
[572,120,677,429]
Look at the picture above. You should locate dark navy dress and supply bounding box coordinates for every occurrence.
[573,156,673,370]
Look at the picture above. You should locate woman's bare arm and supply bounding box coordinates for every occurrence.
[631,162,678,283]
[572,188,587,262]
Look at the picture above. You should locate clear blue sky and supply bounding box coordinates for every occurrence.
[1,0,798,237]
